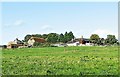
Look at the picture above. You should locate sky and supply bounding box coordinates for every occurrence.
[1,0,119,2]
[1,2,118,45]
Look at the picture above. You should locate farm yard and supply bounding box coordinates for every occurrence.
[2,46,119,75]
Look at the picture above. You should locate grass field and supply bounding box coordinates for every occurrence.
[2,46,119,75]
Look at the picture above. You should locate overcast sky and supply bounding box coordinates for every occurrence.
[1,2,118,45]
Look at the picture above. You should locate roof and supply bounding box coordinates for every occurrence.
[30,37,45,43]
[8,41,17,45]
[75,38,90,41]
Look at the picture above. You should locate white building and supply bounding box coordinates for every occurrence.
[67,42,79,46]
[27,37,45,46]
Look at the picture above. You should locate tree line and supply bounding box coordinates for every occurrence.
[23,31,119,46]
[24,31,74,46]
[90,34,119,46]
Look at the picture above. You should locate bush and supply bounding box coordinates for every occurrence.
[33,42,44,47]
[33,42,53,47]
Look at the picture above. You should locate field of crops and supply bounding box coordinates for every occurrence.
[2,46,119,75]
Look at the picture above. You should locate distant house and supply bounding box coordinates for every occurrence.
[67,42,79,46]
[52,43,67,47]
[7,38,24,48]
[7,41,18,48]
[27,37,45,46]
[79,36,91,46]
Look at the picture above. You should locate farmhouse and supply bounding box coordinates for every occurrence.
[7,38,24,48]
[66,36,91,46]
[27,37,45,46]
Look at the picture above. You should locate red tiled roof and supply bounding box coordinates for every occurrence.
[31,37,45,43]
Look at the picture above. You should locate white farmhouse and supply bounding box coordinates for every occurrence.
[28,37,45,46]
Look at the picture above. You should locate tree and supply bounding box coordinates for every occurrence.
[42,34,48,39]
[47,33,59,43]
[64,32,69,43]
[64,31,75,43]
[97,38,105,46]
[90,34,100,45]
[33,42,43,47]
[68,31,74,41]
[58,33,65,43]
[105,35,118,45]
[24,34,32,42]
[33,34,42,38]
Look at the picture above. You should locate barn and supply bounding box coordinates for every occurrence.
[27,37,45,46]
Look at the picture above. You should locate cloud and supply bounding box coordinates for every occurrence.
[91,29,118,38]
[13,20,24,26]
[3,20,25,27]
[39,25,57,34]
[41,25,53,30]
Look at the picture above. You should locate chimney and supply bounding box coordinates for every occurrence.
[81,35,83,38]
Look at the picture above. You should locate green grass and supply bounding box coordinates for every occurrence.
[2,46,119,75]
